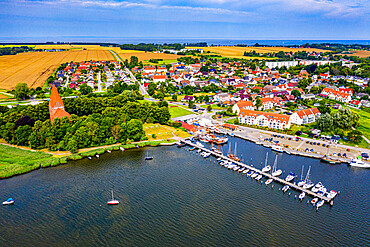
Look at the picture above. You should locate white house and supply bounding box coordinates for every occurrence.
[232,101,255,114]
[291,107,321,125]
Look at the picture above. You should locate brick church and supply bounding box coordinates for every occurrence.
[49,85,70,122]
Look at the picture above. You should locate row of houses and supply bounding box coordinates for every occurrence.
[238,107,321,130]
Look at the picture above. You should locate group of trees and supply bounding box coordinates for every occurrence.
[316,107,361,142]
[0,95,171,152]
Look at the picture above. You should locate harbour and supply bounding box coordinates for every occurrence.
[181,139,334,204]
[0,139,369,246]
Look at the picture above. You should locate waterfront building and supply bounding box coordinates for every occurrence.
[238,110,292,129]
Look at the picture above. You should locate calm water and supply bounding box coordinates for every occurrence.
[0,137,369,246]
[1,37,369,46]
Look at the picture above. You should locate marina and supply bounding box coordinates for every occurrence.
[0,144,369,246]
[182,139,335,204]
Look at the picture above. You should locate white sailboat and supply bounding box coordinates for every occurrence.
[297,165,306,187]
[107,190,119,205]
[303,166,314,189]
[271,156,282,177]
[262,152,271,173]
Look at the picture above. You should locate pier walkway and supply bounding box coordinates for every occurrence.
[181,139,334,204]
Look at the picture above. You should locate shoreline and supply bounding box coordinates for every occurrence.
[0,139,176,180]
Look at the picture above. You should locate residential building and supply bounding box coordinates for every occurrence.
[291,108,321,125]
[239,110,292,129]
[232,101,255,114]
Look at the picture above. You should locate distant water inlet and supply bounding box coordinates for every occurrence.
[0,137,369,246]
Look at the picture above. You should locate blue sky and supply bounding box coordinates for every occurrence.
[0,0,369,41]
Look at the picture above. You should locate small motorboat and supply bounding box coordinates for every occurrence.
[251,173,258,179]
[96,154,100,158]
[265,178,273,185]
[107,150,111,153]
[203,153,211,158]
[316,200,325,209]
[242,169,249,174]
[271,145,283,152]
[311,198,319,205]
[298,192,306,200]
[326,190,338,199]
[285,172,295,182]
[247,171,254,176]
[197,149,202,153]
[297,180,306,187]
[136,145,139,148]
[233,166,240,171]
[217,157,222,161]
[303,181,314,189]
[189,147,196,151]
[119,147,125,151]
[2,198,14,205]
[238,167,245,173]
[107,190,119,205]
[256,174,263,180]
[88,156,92,160]
[282,185,289,192]
[311,182,323,193]
[195,142,204,148]
[349,158,370,168]
[145,156,153,160]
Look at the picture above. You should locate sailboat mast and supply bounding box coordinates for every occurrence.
[300,165,304,180]
[112,190,114,200]
[234,142,237,156]
[264,152,268,168]
[305,166,311,182]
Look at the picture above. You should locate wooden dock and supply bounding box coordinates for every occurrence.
[181,139,334,204]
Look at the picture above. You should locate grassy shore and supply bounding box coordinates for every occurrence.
[0,144,62,179]
[0,139,178,179]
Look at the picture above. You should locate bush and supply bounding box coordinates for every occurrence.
[152,134,157,139]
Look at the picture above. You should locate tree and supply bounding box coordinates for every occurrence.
[14,83,30,101]
[291,89,301,98]
[316,113,333,131]
[80,83,93,95]
[147,82,156,96]
[66,137,78,153]
[125,119,144,142]
[172,93,178,101]
[200,66,208,72]
[347,130,362,143]
[207,105,212,112]
[188,100,195,109]
[14,125,32,146]
[255,96,262,110]
[298,78,311,91]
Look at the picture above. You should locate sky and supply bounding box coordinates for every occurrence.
[0,0,369,41]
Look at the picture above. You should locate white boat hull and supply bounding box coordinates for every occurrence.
[272,169,282,177]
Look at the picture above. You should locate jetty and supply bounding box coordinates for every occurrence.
[181,139,335,204]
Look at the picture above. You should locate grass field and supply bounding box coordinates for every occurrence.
[0,144,60,178]
[144,59,178,65]
[187,46,329,58]
[168,106,194,118]
[144,123,191,140]
[0,49,115,90]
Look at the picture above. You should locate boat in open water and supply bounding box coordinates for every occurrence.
[2,198,14,205]
[107,190,119,205]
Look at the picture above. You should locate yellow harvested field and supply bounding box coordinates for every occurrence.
[0,50,115,90]
[116,51,185,61]
[347,50,370,58]
[187,46,329,57]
